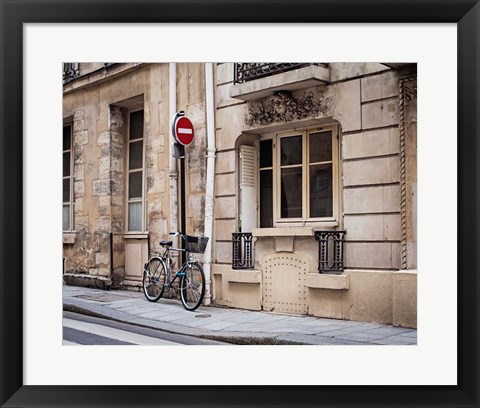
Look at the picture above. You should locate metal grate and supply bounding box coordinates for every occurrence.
[314,230,346,273]
[185,235,209,254]
[232,232,254,269]
[234,63,327,84]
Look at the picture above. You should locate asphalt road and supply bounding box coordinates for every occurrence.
[63,311,226,345]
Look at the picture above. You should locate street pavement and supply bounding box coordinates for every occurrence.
[63,311,226,345]
[63,285,417,345]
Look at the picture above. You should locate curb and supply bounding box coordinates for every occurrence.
[63,302,284,345]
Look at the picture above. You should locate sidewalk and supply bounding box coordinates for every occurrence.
[63,285,417,345]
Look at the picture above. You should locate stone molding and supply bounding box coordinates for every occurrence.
[245,89,334,128]
[399,75,417,270]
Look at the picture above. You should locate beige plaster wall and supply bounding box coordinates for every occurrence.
[392,271,417,327]
[212,264,262,310]
[210,63,417,326]
[308,269,416,328]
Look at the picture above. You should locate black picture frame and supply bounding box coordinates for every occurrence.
[1,1,479,407]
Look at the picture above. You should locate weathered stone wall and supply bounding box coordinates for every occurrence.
[63,64,171,286]
[177,64,208,241]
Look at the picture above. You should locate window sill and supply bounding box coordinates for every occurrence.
[252,223,339,237]
[124,233,149,239]
[63,232,76,244]
[305,273,349,290]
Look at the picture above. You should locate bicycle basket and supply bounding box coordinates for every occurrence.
[185,235,209,254]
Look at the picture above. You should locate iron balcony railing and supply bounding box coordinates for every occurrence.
[314,230,346,274]
[232,232,254,269]
[63,63,116,83]
[234,63,328,84]
[63,63,80,83]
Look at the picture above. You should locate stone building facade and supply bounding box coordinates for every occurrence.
[63,62,417,328]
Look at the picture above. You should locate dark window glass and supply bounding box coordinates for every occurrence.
[63,179,70,202]
[129,110,144,140]
[280,167,302,218]
[129,140,143,170]
[259,139,273,168]
[63,125,71,150]
[129,171,143,199]
[63,152,71,177]
[309,163,333,217]
[280,135,302,166]
[260,170,273,227]
[309,131,332,163]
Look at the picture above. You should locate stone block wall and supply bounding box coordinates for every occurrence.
[210,63,416,326]
[341,68,407,271]
[177,64,208,245]
[63,64,171,286]
[212,64,245,265]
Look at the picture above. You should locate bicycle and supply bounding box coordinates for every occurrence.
[142,232,208,311]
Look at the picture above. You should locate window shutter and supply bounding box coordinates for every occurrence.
[239,145,257,232]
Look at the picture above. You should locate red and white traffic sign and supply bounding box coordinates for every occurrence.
[173,116,194,146]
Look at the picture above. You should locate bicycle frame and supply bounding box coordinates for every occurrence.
[158,244,194,289]
[143,232,207,310]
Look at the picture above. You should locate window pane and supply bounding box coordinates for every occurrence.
[309,163,333,217]
[129,171,143,198]
[280,135,302,166]
[63,125,71,150]
[259,139,272,168]
[260,170,273,227]
[63,178,70,202]
[128,202,142,231]
[63,205,70,231]
[129,110,144,140]
[281,167,302,218]
[309,131,332,163]
[63,152,71,177]
[129,140,143,170]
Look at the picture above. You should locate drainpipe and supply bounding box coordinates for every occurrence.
[169,63,179,242]
[203,63,216,305]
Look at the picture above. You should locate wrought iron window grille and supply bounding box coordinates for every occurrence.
[314,230,346,274]
[234,63,327,84]
[63,63,79,83]
[232,232,254,269]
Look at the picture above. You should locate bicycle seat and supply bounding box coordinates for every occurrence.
[160,240,172,247]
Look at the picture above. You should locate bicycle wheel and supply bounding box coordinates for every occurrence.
[143,257,167,302]
[180,262,205,311]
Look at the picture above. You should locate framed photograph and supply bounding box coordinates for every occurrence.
[1,1,479,407]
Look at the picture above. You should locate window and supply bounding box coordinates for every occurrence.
[63,124,73,231]
[127,109,145,232]
[259,125,339,227]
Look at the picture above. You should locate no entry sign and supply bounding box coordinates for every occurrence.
[173,115,194,146]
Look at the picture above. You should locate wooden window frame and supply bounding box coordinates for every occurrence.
[259,124,340,227]
[62,123,74,232]
[125,108,146,234]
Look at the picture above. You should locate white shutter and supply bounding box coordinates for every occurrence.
[239,145,257,232]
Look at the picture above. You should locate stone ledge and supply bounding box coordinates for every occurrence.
[253,227,313,237]
[227,270,262,284]
[63,232,76,244]
[63,273,112,289]
[230,65,330,101]
[305,273,349,290]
